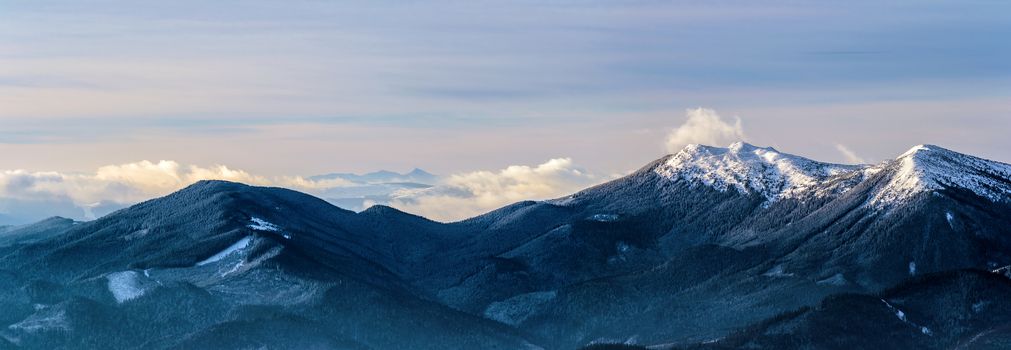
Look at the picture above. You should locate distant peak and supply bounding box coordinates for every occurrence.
[406,168,435,177]
[366,170,400,177]
[40,216,75,224]
[358,204,433,221]
[310,168,437,184]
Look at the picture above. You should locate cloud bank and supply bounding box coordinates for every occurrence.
[665,108,747,153]
[389,158,601,222]
[0,161,355,223]
[0,158,602,224]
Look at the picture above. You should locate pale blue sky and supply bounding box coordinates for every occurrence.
[2,0,1009,176]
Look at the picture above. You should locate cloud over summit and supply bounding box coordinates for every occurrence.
[665,108,747,153]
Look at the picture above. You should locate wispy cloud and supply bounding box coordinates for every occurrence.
[835,144,866,164]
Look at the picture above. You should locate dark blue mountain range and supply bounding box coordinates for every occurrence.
[1,143,1009,349]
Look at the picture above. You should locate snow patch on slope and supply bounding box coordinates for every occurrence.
[8,309,70,333]
[219,245,282,278]
[589,214,619,222]
[994,265,1011,279]
[881,299,932,335]
[763,264,794,278]
[816,273,847,286]
[205,265,325,306]
[656,142,858,202]
[248,217,279,231]
[196,236,251,266]
[484,291,557,326]
[107,271,146,303]
[122,228,150,241]
[248,217,290,239]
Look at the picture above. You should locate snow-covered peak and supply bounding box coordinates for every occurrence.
[727,141,769,154]
[655,142,858,201]
[871,144,1011,205]
[897,144,933,158]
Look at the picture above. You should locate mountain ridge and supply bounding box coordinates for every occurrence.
[1,142,1009,349]
[871,144,1011,206]
[653,142,859,202]
[650,142,1011,208]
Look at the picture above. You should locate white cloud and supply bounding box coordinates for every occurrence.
[389,158,601,222]
[665,108,747,153]
[834,144,866,164]
[0,157,604,224]
[0,160,356,222]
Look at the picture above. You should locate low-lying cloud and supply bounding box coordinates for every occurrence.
[0,158,602,224]
[389,158,601,222]
[665,108,747,153]
[0,160,355,223]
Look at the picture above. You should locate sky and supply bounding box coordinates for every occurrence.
[1,0,1010,222]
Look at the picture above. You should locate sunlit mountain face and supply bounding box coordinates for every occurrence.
[1,143,1009,349]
